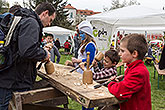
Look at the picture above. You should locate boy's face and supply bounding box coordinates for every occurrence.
[103,56,115,68]
[119,42,134,64]
[46,36,53,43]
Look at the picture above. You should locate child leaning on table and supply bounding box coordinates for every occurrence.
[108,34,151,110]
[92,49,120,81]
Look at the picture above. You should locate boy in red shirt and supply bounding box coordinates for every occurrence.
[108,34,151,110]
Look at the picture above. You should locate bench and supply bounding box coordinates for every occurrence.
[9,87,69,110]
[153,64,165,89]
[8,77,69,110]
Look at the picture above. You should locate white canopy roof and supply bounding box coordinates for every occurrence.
[150,40,163,44]
[117,26,165,34]
[87,5,165,27]
[43,26,74,35]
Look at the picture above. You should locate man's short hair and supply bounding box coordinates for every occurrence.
[35,2,56,16]
[105,49,120,64]
[121,33,148,60]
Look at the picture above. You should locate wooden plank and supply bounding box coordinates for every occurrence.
[13,87,66,104]
[22,104,71,110]
[35,96,68,108]
[38,63,120,108]
[12,93,22,110]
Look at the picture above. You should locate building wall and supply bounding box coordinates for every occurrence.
[65,8,77,25]
[65,4,101,26]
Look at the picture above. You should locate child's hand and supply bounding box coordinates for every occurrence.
[44,43,53,51]
[72,57,82,63]
[116,75,124,81]
[72,57,77,63]
[92,59,97,67]
[108,75,124,82]
[79,62,86,71]
[65,60,73,66]
[109,76,116,82]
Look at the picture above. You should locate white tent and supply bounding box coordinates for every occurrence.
[116,26,165,40]
[87,5,165,27]
[43,26,74,35]
[43,26,75,47]
[116,26,165,34]
[86,5,165,51]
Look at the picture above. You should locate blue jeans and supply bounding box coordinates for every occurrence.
[0,88,12,110]
[0,88,30,110]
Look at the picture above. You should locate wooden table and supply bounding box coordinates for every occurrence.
[38,63,120,108]
[153,64,165,89]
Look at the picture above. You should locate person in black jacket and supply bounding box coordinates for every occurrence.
[0,2,56,110]
[73,25,81,58]
[55,38,61,50]
[159,46,165,70]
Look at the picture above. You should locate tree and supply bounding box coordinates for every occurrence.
[110,0,121,10]
[0,0,9,14]
[28,0,73,29]
[103,0,140,11]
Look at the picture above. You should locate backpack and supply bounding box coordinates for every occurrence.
[0,14,22,71]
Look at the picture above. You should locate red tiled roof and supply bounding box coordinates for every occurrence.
[65,4,76,9]
[64,4,101,16]
[77,9,101,15]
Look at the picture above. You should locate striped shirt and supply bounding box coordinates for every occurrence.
[93,66,117,80]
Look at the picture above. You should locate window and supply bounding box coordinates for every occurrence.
[70,12,73,18]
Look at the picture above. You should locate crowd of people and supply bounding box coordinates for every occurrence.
[1,2,165,110]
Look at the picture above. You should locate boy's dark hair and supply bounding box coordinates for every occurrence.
[121,34,148,60]
[45,33,53,38]
[35,2,56,16]
[105,49,120,64]
[9,5,22,14]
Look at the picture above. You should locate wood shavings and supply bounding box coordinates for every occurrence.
[74,82,82,86]
[97,93,105,96]
[87,85,94,89]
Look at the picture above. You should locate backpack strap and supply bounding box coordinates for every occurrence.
[4,16,22,46]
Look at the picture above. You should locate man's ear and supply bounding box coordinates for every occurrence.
[132,50,138,58]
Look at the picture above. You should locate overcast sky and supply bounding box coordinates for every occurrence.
[7,0,165,12]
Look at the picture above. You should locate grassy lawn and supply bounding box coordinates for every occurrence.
[56,54,165,110]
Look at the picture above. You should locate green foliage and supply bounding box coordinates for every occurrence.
[0,0,9,14]
[103,0,140,11]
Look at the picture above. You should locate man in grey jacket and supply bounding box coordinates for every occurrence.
[0,2,56,110]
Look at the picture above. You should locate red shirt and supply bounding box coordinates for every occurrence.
[64,41,70,49]
[108,60,151,110]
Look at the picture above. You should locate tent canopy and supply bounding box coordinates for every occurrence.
[86,5,165,51]
[43,26,74,35]
[116,26,165,34]
[43,26,75,47]
[150,40,163,44]
[87,5,165,27]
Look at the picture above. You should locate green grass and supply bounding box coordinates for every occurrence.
[57,54,165,110]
